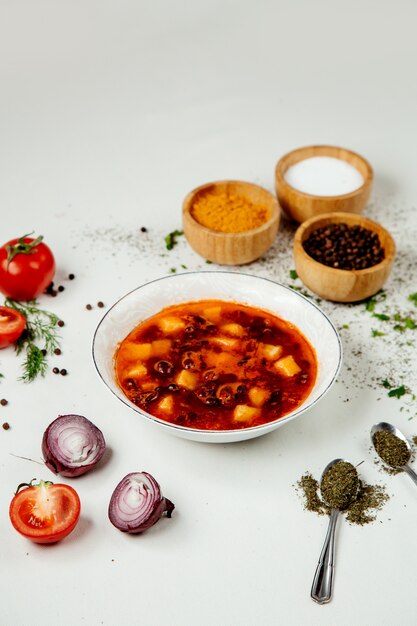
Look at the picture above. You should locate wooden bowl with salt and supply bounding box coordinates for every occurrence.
[275,145,373,223]
[294,212,396,303]
[182,180,280,265]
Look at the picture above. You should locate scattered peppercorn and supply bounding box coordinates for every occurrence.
[97,301,104,308]
[86,304,93,310]
[60,368,67,376]
[1,398,8,406]
[57,320,65,327]
[68,273,75,280]
[52,367,60,374]
[303,223,385,270]
[2,422,10,430]
[54,348,62,355]
[141,227,148,233]
[58,285,65,292]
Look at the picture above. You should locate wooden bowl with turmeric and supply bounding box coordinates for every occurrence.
[182,180,281,265]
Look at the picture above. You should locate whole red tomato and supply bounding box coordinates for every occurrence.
[9,479,81,544]
[0,234,55,301]
[0,306,26,348]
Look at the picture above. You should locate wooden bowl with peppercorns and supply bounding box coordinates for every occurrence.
[294,212,396,303]
[182,180,280,265]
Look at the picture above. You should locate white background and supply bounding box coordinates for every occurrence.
[1,1,417,625]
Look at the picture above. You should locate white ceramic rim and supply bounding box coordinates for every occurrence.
[92,271,342,436]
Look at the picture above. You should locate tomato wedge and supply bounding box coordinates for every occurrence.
[9,480,81,544]
[0,306,26,348]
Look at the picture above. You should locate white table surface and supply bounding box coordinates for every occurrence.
[1,2,417,625]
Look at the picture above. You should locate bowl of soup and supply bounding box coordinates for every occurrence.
[92,272,342,443]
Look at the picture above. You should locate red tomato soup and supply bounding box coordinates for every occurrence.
[115,300,317,430]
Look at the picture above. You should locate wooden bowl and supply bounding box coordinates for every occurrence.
[294,212,396,303]
[182,180,280,265]
[275,145,373,223]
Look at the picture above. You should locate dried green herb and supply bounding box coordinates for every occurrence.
[371,329,385,337]
[289,269,298,280]
[408,293,417,306]
[345,483,389,525]
[388,385,407,399]
[297,473,329,515]
[373,430,411,467]
[320,461,359,510]
[297,469,389,526]
[164,230,183,251]
[4,298,61,382]
[372,313,390,321]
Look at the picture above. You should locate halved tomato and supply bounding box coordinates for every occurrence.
[9,480,81,544]
[0,306,26,348]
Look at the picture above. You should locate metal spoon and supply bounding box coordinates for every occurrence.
[311,458,359,605]
[371,422,417,486]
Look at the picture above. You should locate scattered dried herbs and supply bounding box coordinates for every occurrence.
[373,430,411,467]
[164,230,183,251]
[297,469,389,525]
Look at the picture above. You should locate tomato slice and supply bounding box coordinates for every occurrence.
[0,306,26,348]
[9,480,81,544]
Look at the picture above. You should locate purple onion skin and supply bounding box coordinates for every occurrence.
[42,414,106,478]
[108,472,175,534]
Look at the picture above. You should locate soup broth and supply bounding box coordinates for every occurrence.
[115,300,317,430]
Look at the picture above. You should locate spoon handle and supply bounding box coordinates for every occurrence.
[403,464,417,487]
[311,508,339,604]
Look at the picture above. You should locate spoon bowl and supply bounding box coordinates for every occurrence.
[311,458,359,605]
[371,422,417,486]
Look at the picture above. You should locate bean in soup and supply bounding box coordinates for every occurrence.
[115,300,317,430]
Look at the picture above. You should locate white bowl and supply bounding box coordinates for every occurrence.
[92,272,342,443]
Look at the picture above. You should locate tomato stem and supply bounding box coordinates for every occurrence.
[6,233,44,269]
[14,478,53,495]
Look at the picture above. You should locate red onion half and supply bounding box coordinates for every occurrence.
[42,414,106,477]
[108,472,174,533]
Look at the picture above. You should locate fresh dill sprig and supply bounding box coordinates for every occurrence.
[4,298,61,382]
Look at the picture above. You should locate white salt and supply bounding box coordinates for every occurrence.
[284,156,364,196]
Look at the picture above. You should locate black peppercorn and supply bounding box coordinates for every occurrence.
[57,320,65,327]
[303,223,385,271]
[60,368,67,376]
[68,273,75,280]
[86,304,93,310]
[54,348,62,355]
[52,367,60,374]
[0,398,8,406]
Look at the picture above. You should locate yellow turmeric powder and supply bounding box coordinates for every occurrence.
[190,192,270,233]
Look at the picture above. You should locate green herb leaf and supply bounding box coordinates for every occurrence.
[382,378,392,389]
[364,290,386,312]
[408,293,417,306]
[388,385,406,399]
[371,329,385,337]
[4,298,61,382]
[372,313,390,321]
[289,269,298,280]
[164,230,183,251]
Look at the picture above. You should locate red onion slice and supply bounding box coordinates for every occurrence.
[108,472,174,533]
[42,414,106,477]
